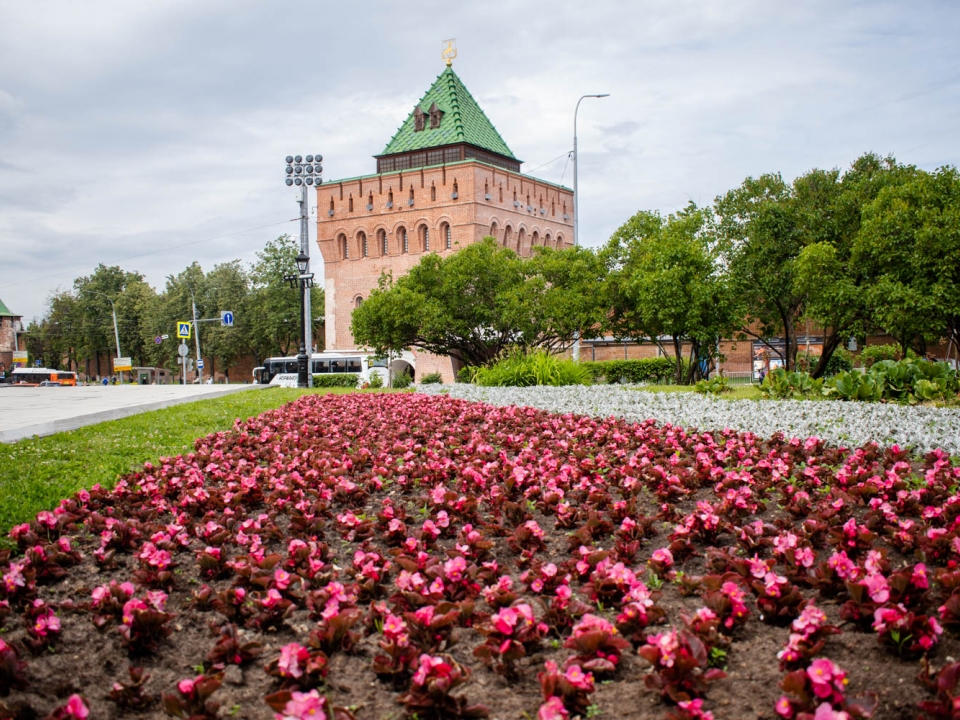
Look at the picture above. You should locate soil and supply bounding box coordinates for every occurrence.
[0,393,954,720]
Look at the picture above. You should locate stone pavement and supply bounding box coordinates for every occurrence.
[0,384,265,443]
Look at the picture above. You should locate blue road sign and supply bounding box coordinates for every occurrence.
[221,311,234,327]
[155,336,163,345]
[177,322,192,339]
[197,359,205,370]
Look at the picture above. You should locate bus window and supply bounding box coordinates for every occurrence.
[370,358,389,368]
[330,359,344,373]
[314,360,330,374]
[345,358,362,373]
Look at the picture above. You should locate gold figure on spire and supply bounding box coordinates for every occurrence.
[442,39,457,67]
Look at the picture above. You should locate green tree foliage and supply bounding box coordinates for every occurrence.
[603,204,737,384]
[351,238,601,367]
[855,165,960,356]
[248,236,324,362]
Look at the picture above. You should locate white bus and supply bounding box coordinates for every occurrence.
[253,352,415,385]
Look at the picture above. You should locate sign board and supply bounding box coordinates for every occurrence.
[177,322,192,339]
[177,343,189,357]
[220,311,234,327]
[113,357,132,372]
[12,351,28,364]
[197,359,205,370]
[269,373,300,388]
[155,336,163,345]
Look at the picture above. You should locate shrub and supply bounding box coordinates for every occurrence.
[795,348,852,377]
[456,366,474,383]
[693,376,729,395]
[473,350,592,387]
[392,373,412,389]
[420,372,443,384]
[312,374,359,388]
[580,357,681,385]
[857,343,902,368]
[823,358,958,403]
[760,369,822,399]
[367,371,384,389]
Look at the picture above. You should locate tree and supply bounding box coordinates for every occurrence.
[855,165,960,355]
[603,204,737,384]
[351,238,559,367]
[248,236,324,362]
[202,261,251,379]
[523,245,608,354]
[74,264,146,377]
[792,154,914,376]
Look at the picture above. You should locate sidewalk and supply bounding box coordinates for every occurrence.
[0,384,265,443]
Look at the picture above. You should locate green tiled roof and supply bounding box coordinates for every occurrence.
[380,67,516,160]
[0,298,14,317]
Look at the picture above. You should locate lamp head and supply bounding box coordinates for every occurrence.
[295,252,309,274]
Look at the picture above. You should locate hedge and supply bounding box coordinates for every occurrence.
[579,357,682,384]
[311,373,360,388]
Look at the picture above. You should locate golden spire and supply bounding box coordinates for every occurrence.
[442,39,457,67]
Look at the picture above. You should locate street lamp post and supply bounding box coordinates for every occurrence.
[572,93,609,362]
[285,252,315,388]
[285,154,323,388]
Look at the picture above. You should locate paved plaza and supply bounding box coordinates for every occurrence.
[0,384,264,443]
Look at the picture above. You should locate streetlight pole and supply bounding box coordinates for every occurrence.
[285,252,315,388]
[191,292,203,384]
[285,154,323,388]
[572,93,609,362]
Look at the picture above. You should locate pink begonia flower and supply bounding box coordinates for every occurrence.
[412,654,452,687]
[650,548,674,568]
[33,608,60,637]
[862,573,889,603]
[813,703,851,720]
[62,695,89,720]
[538,696,569,720]
[795,547,815,568]
[775,696,793,718]
[277,642,308,678]
[792,605,827,637]
[177,677,197,695]
[677,698,714,720]
[563,664,595,691]
[276,689,328,720]
[444,556,467,582]
[807,658,840,699]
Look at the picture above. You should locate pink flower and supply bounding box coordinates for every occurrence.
[650,548,674,568]
[276,689,328,720]
[563,664,595,691]
[277,642,308,678]
[538,696,569,720]
[862,573,889,603]
[177,677,197,695]
[775,696,793,718]
[813,703,851,720]
[62,695,89,720]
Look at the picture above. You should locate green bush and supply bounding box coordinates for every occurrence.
[420,372,443,384]
[760,368,823,399]
[857,344,902,368]
[367,370,384,389]
[579,357,680,385]
[823,357,958,403]
[456,366,474,384]
[391,373,412,389]
[795,348,853,377]
[312,373,360,388]
[473,350,592,387]
[694,376,729,395]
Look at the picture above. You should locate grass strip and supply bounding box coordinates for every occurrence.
[0,387,384,535]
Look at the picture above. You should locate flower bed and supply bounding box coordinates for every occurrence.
[1,392,959,719]
[419,384,960,457]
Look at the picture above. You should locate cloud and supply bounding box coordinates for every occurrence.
[1,0,959,321]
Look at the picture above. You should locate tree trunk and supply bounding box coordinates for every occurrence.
[672,335,683,385]
[782,311,798,371]
[811,332,842,379]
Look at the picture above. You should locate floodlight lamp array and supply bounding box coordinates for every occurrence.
[285,153,324,187]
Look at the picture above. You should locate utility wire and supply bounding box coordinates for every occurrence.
[0,218,298,292]
[525,151,572,175]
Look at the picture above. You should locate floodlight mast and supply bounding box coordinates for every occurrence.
[285,155,323,387]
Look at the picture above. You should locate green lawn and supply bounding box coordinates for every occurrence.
[0,387,389,536]
[632,383,763,400]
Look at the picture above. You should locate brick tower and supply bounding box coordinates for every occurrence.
[315,61,574,382]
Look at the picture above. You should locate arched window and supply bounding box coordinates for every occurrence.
[430,184,436,201]
[377,228,387,256]
[354,296,363,309]
[387,190,394,208]
[421,225,430,252]
[329,197,335,215]
[349,196,354,212]
[517,228,526,253]
[443,223,452,249]
[489,221,498,241]
[556,233,564,246]
[359,231,368,257]
[532,231,540,246]
[338,233,348,260]
[545,232,552,248]
[503,225,513,247]
[451,181,458,199]
[367,194,373,211]
[399,227,408,253]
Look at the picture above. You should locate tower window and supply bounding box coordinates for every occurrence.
[387,190,394,208]
[349,196,354,212]
[421,225,430,251]
[490,221,498,240]
[431,184,436,201]
[360,231,368,257]
[428,102,444,128]
[413,106,426,132]
[399,227,408,253]
[367,194,373,211]
[408,188,414,206]
[354,296,363,309]
[451,181,458,199]
[444,223,452,249]
[328,197,335,216]
[499,186,503,202]
[378,228,387,255]
[338,233,348,260]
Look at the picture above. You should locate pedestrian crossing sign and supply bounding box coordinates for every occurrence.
[177,322,192,339]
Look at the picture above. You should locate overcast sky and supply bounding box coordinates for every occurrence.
[1,0,958,322]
